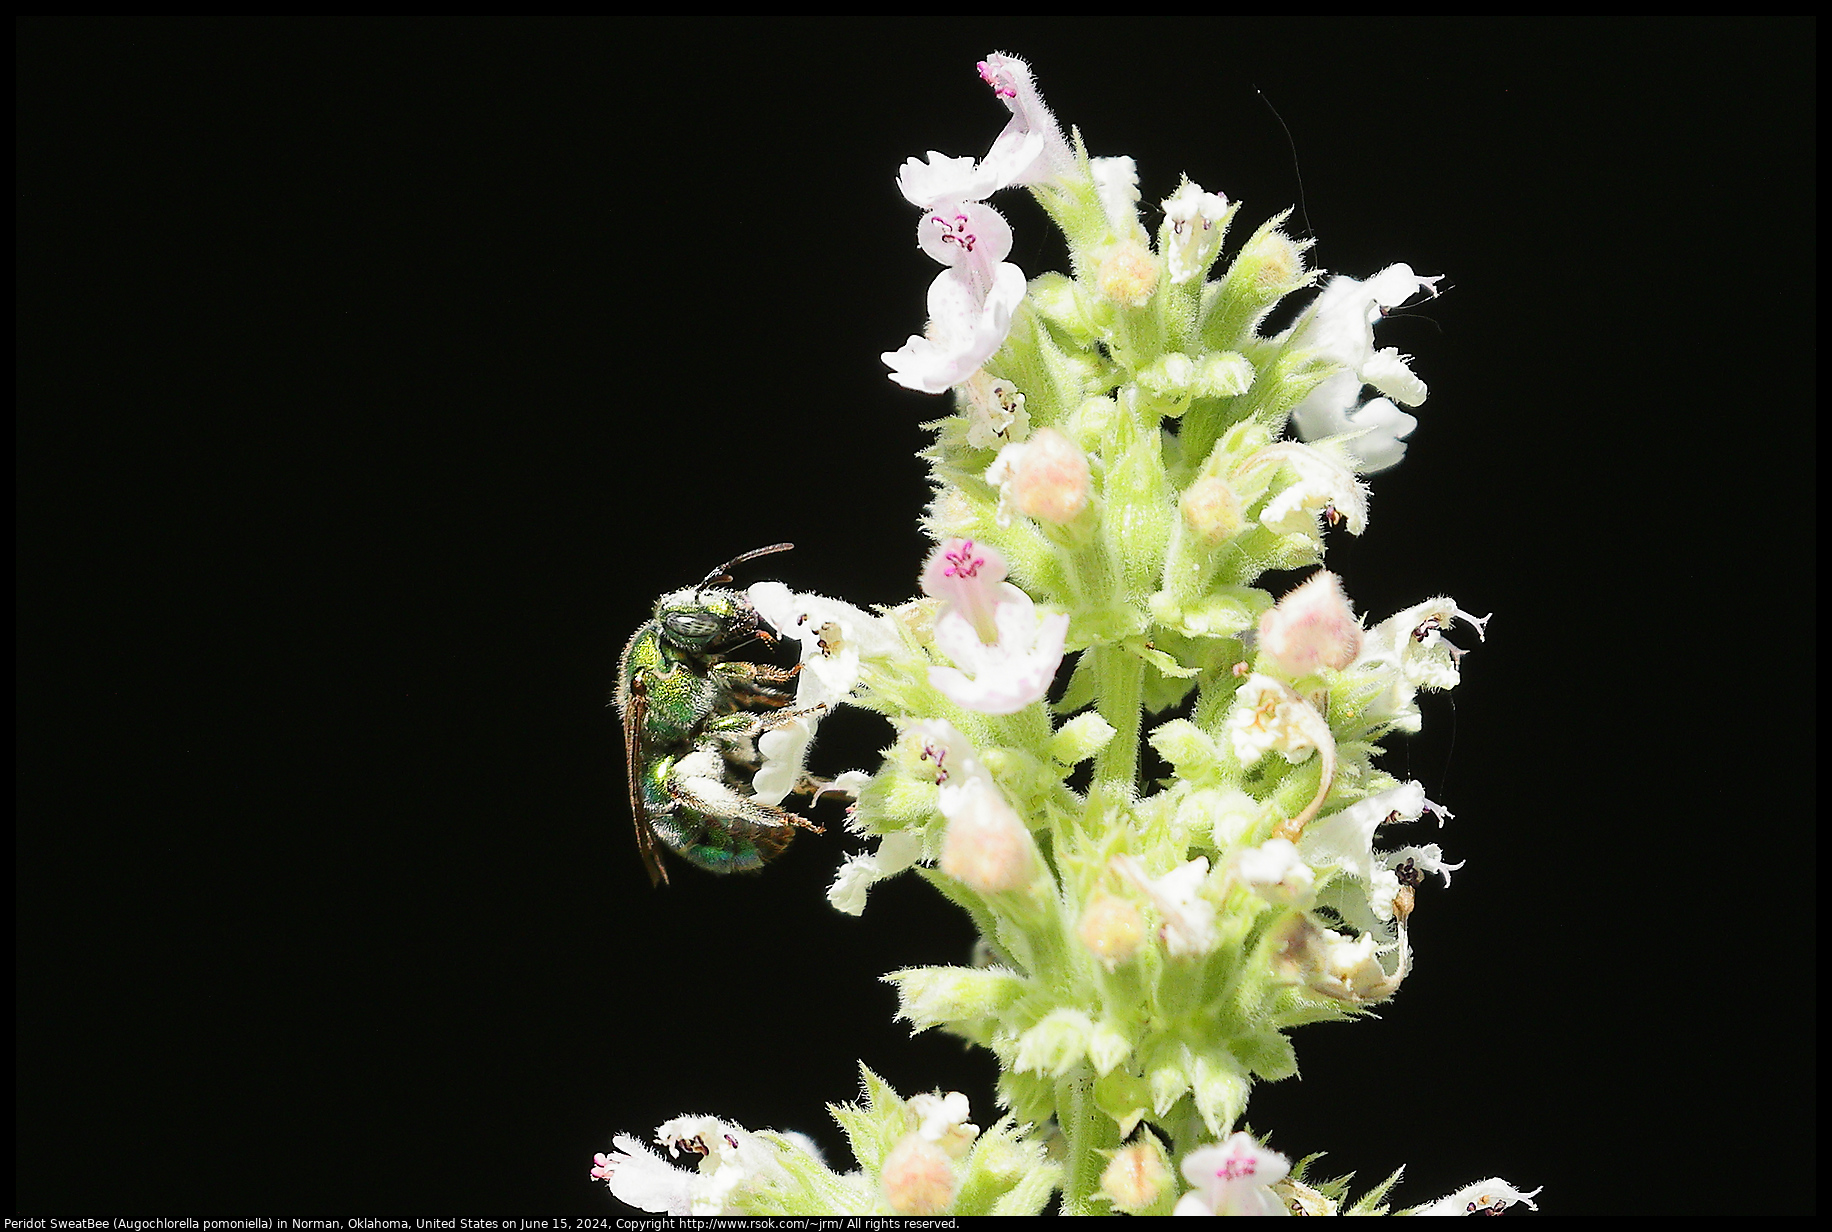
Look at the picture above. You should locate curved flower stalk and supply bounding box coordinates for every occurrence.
[599,51,1533,1217]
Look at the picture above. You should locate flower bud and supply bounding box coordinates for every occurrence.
[1256,571,1363,676]
[1100,1136,1175,1213]
[1180,476,1244,541]
[1014,1007,1093,1077]
[881,1133,955,1215]
[938,781,1035,893]
[986,427,1092,525]
[1273,1176,1340,1216]
[1077,893,1145,969]
[1244,226,1306,295]
[1096,240,1158,307]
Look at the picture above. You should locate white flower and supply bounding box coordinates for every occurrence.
[1173,1132,1291,1216]
[1385,842,1465,888]
[920,537,1006,642]
[961,369,1030,449]
[896,149,1014,211]
[1350,597,1491,734]
[592,1135,694,1215]
[1292,387,1419,474]
[1241,442,1370,540]
[1299,781,1435,889]
[976,51,1076,186]
[929,583,1068,715]
[1229,837,1315,906]
[747,582,899,709]
[1226,673,1322,767]
[883,260,1028,394]
[827,830,923,916]
[594,1117,783,1216]
[1413,1178,1543,1215]
[1114,854,1218,958]
[911,718,995,810]
[1161,178,1230,285]
[907,1090,980,1159]
[1092,155,1148,242]
[1287,263,1443,407]
[745,582,899,805]
[1286,264,1442,472]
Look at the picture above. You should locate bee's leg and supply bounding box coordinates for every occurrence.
[711,660,801,710]
[664,771,825,837]
[791,774,856,803]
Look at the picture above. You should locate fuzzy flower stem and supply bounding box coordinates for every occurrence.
[1088,645,1143,800]
[1056,1072,1118,1217]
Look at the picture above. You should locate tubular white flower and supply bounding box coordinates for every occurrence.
[827,830,924,916]
[593,1117,783,1216]
[884,261,1028,394]
[1350,597,1491,733]
[961,369,1030,448]
[1298,780,1433,889]
[1174,1132,1292,1216]
[976,51,1076,186]
[1092,155,1148,243]
[746,582,899,805]
[1240,442,1370,539]
[911,718,996,813]
[920,537,1006,643]
[1413,1178,1543,1215]
[1113,855,1219,958]
[1291,384,1420,474]
[592,1135,695,1216]
[929,583,1068,715]
[1161,178,1229,285]
[1288,263,1443,407]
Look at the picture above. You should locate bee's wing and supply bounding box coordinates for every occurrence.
[622,683,669,887]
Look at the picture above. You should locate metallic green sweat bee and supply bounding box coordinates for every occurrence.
[615,544,826,886]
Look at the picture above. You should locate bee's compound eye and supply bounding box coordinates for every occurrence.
[665,611,724,642]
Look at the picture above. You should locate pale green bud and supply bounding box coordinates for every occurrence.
[1086,1020,1133,1077]
[885,965,1027,1034]
[1138,352,1254,410]
[1014,1007,1094,1077]
[1028,271,1102,345]
[1047,711,1116,765]
[1190,1051,1251,1136]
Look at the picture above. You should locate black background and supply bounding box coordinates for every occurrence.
[16,18,1815,1216]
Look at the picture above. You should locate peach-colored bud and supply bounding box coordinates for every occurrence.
[1100,1137,1174,1213]
[1249,229,1305,291]
[882,1133,956,1215]
[939,782,1035,894]
[1256,571,1362,676]
[1180,476,1243,541]
[1077,893,1145,969]
[1001,427,1091,524]
[1097,240,1159,307]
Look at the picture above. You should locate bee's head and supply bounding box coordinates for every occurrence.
[654,586,760,652]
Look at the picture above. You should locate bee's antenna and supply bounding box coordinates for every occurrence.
[697,542,794,591]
